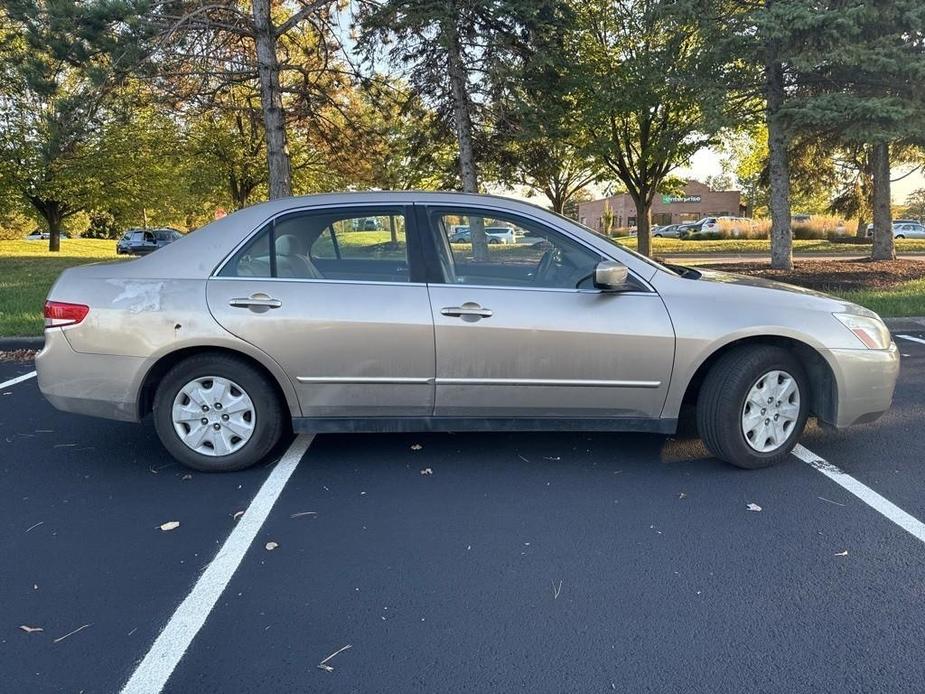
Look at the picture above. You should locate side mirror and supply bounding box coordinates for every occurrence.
[593,260,630,291]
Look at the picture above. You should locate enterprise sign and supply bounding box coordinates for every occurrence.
[661,194,702,204]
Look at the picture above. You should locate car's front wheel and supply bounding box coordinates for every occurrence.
[697,345,809,469]
[153,354,286,472]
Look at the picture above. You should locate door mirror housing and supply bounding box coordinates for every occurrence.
[593,260,631,291]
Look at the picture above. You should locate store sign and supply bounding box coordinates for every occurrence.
[661,194,702,204]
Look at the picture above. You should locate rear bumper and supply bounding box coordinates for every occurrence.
[825,342,900,428]
[35,329,145,422]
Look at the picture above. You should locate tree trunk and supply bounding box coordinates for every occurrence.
[870,141,894,261]
[443,7,487,261]
[47,211,63,252]
[633,195,651,258]
[766,58,792,271]
[27,197,64,252]
[855,215,866,240]
[389,215,398,245]
[252,0,292,199]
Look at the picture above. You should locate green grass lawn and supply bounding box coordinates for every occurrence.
[0,239,120,336]
[833,279,925,317]
[2,237,923,337]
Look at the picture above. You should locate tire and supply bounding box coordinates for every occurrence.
[896,235,905,239]
[696,345,809,469]
[153,354,287,472]
[654,234,663,238]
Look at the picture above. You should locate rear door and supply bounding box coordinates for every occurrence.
[419,205,675,421]
[207,205,435,417]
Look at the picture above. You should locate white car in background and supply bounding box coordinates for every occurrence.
[866,221,924,239]
[682,217,753,238]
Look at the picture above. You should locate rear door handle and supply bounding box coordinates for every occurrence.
[229,294,282,310]
[440,304,493,319]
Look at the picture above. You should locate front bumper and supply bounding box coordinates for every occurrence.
[824,342,900,428]
[35,328,146,422]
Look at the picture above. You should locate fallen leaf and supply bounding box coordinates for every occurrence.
[232,511,244,521]
[678,492,687,500]
[19,625,43,633]
[746,503,762,512]
[410,444,422,451]
[159,521,180,531]
[265,541,278,551]
[181,474,192,481]
[835,550,848,557]
[420,467,433,476]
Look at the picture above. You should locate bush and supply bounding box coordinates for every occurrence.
[82,211,122,239]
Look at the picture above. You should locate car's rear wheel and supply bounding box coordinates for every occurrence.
[153,354,286,472]
[896,234,905,239]
[697,345,809,469]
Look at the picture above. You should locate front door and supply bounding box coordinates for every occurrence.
[207,205,435,417]
[421,206,675,420]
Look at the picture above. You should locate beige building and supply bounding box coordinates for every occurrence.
[577,180,746,231]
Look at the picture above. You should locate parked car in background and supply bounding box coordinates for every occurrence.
[25,231,69,240]
[866,221,923,238]
[448,225,516,244]
[352,217,382,231]
[37,191,898,474]
[680,216,753,239]
[117,227,183,255]
[653,224,683,238]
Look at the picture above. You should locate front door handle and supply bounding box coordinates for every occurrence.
[229,294,282,310]
[441,303,493,319]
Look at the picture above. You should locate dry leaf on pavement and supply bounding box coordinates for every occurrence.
[420,468,433,475]
[19,625,43,633]
[265,541,279,551]
[159,521,180,531]
[746,503,762,512]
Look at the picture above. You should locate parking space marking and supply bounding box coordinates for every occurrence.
[896,334,925,346]
[0,370,36,390]
[120,434,314,694]
[794,444,925,545]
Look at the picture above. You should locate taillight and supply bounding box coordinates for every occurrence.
[44,301,89,328]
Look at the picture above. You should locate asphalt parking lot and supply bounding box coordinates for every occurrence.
[2,330,925,693]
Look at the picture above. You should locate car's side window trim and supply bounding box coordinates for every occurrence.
[415,203,654,293]
[211,203,426,284]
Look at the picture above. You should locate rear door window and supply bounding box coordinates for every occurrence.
[219,207,414,283]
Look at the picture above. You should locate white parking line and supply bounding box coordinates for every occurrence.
[896,334,925,346]
[120,434,315,694]
[794,444,925,546]
[0,370,36,390]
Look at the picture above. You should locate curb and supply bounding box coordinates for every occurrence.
[0,336,44,351]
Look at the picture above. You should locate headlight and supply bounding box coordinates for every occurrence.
[833,312,891,349]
